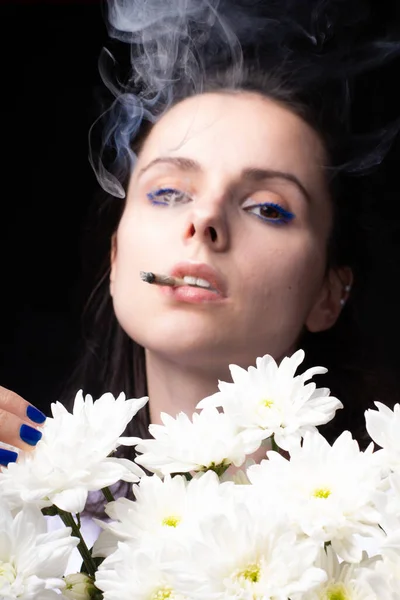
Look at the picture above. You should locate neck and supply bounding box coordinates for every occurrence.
[145,351,225,425]
[144,350,277,468]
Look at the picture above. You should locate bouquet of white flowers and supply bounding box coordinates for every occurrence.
[1,349,400,599]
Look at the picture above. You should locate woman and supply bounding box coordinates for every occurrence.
[1,0,400,466]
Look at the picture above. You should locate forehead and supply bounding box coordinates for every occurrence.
[135,92,327,192]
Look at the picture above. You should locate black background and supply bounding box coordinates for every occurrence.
[1,0,400,414]
[1,0,107,410]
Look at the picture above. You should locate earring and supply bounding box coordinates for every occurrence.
[340,284,352,307]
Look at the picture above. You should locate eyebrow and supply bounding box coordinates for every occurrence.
[138,156,312,204]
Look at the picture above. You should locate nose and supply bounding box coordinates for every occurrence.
[183,198,230,251]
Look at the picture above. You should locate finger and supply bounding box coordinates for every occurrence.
[0,386,46,425]
[0,408,43,453]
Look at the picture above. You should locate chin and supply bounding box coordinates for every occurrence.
[135,330,231,370]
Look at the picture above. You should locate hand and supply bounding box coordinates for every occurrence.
[0,386,46,466]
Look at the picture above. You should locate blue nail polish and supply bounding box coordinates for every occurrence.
[20,424,42,446]
[27,405,46,424]
[0,448,18,466]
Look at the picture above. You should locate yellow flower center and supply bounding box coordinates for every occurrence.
[313,487,331,499]
[261,398,274,408]
[150,587,174,599]
[234,562,261,584]
[321,582,351,600]
[0,561,17,586]
[162,515,181,527]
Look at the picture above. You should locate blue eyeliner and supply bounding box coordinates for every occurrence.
[147,188,294,225]
[147,188,179,205]
[247,202,295,225]
[151,188,177,195]
[266,202,295,222]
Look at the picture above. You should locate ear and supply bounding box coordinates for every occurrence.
[109,234,117,297]
[305,266,353,333]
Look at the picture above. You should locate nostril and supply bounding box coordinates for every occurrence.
[209,226,217,242]
[186,223,218,242]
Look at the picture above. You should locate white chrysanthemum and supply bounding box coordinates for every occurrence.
[0,501,78,599]
[371,469,400,529]
[300,546,393,600]
[197,349,342,451]
[95,542,188,600]
[0,391,147,513]
[135,407,265,475]
[175,500,325,599]
[365,402,400,473]
[93,471,229,557]
[63,572,96,600]
[248,431,384,563]
[371,531,400,599]
[220,461,254,484]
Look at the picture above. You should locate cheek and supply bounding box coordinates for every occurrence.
[231,236,326,358]
[111,210,152,305]
[238,231,326,310]
[110,206,182,338]
[115,206,167,270]
[120,201,185,251]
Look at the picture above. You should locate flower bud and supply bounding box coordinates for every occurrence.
[63,573,96,600]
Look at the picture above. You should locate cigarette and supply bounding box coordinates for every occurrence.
[140,271,188,287]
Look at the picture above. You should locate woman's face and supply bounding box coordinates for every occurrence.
[110,92,335,374]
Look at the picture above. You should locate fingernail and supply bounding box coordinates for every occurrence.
[26,405,46,424]
[20,424,42,446]
[0,448,18,466]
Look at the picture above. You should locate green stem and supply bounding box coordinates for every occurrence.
[270,436,279,452]
[171,471,193,481]
[101,487,115,503]
[214,463,230,478]
[201,462,230,478]
[58,510,97,578]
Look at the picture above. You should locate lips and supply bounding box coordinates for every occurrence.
[170,261,228,297]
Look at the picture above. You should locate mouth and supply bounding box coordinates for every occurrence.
[179,275,218,293]
[170,262,227,297]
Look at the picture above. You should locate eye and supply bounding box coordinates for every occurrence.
[243,201,295,225]
[147,187,191,206]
